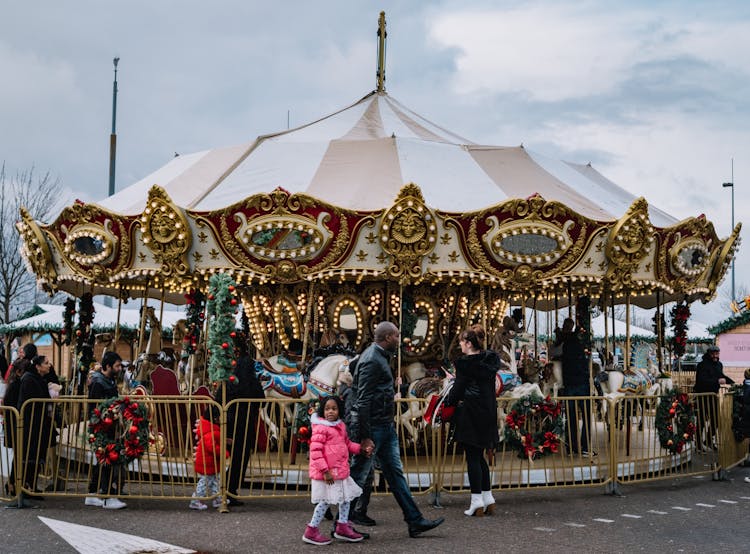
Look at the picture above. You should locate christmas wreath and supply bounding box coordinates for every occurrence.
[504,394,565,460]
[655,388,696,454]
[88,397,150,466]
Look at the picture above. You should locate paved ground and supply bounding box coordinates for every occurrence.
[3,467,750,553]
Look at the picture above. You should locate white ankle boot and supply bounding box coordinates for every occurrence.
[481,490,496,515]
[464,493,485,516]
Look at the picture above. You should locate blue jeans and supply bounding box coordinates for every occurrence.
[350,423,422,524]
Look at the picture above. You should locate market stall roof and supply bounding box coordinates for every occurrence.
[97,91,677,227]
[0,302,185,335]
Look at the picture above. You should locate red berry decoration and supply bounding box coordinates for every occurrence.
[130,425,139,435]
[222,342,229,349]
[228,285,235,292]
[230,331,236,338]
[229,375,236,382]
[230,298,237,306]
[208,294,215,300]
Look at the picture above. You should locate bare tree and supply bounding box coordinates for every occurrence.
[0,163,62,324]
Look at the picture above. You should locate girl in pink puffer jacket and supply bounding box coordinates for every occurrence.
[303,395,372,545]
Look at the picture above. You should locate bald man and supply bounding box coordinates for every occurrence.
[348,321,444,538]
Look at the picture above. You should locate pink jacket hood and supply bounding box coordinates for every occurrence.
[308,413,361,481]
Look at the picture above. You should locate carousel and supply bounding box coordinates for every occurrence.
[14,13,742,493]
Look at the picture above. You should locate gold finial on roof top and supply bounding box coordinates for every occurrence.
[376,11,387,92]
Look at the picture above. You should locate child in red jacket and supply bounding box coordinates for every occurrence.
[190,405,227,510]
[303,396,372,545]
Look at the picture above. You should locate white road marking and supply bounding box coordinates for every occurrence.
[647,510,668,515]
[739,496,750,500]
[695,503,715,508]
[38,517,195,554]
[719,500,738,504]
[533,527,556,532]
[593,518,614,523]
[692,475,705,479]
[564,522,586,528]
[672,506,691,511]
[621,514,642,519]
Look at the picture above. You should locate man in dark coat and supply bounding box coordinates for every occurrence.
[694,345,734,450]
[554,318,594,456]
[348,321,444,538]
[85,351,126,509]
[224,341,265,507]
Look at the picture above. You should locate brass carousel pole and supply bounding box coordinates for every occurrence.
[137,280,149,355]
[301,281,314,364]
[603,297,609,364]
[481,286,487,349]
[656,290,663,374]
[611,293,616,366]
[625,293,631,370]
[398,280,404,379]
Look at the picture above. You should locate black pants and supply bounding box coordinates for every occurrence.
[464,444,490,494]
[89,463,123,495]
[227,411,258,495]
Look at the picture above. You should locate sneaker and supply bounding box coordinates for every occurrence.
[189,500,208,511]
[84,496,104,507]
[212,498,222,508]
[302,525,332,546]
[102,497,127,510]
[744,476,750,484]
[580,450,598,457]
[334,521,363,542]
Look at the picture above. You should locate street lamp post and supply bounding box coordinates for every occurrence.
[723,170,735,300]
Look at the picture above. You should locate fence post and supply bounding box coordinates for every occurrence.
[219,398,229,513]
[605,396,622,496]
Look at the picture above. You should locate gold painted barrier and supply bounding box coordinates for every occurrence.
[1,391,746,505]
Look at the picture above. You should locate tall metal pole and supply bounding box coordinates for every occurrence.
[108,57,120,197]
[376,11,387,92]
[723,157,735,300]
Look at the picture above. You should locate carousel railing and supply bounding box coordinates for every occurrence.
[2,392,746,506]
[0,404,21,501]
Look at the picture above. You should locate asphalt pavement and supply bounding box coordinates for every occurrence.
[3,467,750,553]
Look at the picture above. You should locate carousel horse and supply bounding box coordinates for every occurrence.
[490,315,520,374]
[397,362,454,444]
[134,307,164,384]
[598,343,659,430]
[254,351,357,442]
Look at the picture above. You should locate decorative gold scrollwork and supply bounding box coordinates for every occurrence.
[17,207,57,292]
[139,186,191,277]
[63,223,116,266]
[379,183,437,281]
[606,198,654,289]
[707,223,742,293]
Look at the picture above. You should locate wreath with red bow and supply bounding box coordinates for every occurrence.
[504,394,565,460]
[655,388,696,454]
[88,397,150,466]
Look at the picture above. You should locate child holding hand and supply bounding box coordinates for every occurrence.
[303,395,373,545]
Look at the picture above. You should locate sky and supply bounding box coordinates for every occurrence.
[1,0,748,325]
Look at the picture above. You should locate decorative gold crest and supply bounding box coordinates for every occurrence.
[605,198,654,289]
[379,184,437,280]
[139,186,191,277]
[17,207,57,292]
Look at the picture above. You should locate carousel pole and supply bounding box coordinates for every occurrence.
[567,283,573,319]
[611,293,616,366]
[603,297,609,364]
[481,286,487,349]
[398,280,404,378]
[159,286,166,340]
[625,294,631,371]
[301,281,314,365]
[533,297,538,361]
[137,280,149,355]
[656,290,663,374]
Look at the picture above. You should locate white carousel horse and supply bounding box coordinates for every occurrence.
[95,332,114,354]
[397,362,454,444]
[254,353,356,442]
[134,307,163,383]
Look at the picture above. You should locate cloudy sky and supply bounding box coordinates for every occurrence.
[2,1,748,324]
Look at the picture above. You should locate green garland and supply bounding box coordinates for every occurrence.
[88,396,150,466]
[183,288,206,356]
[62,297,76,346]
[206,274,239,383]
[76,292,95,353]
[655,388,696,454]
[504,394,565,460]
[670,302,690,357]
[708,310,750,335]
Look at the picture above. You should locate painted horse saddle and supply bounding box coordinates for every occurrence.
[255,360,307,398]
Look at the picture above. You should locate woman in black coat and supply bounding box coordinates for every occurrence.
[3,359,29,496]
[17,355,53,494]
[444,324,500,517]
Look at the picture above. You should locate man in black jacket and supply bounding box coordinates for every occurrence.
[85,351,126,509]
[694,345,734,449]
[348,321,444,538]
[224,341,265,507]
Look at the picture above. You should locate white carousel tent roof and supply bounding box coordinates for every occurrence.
[98,91,677,226]
[589,314,711,339]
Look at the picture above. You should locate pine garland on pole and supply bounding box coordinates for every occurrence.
[62,297,76,346]
[182,288,206,356]
[670,301,690,357]
[206,274,239,384]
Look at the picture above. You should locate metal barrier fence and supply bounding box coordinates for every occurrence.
[1,391,747,507]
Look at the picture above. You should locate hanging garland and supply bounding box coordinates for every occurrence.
[504,393,565,460]
[708,311,750,336]
[575,295,592,352]
[206,274,239,384]
[62,297,76,346]
[294,398,321,451]
[88,396,150,466]
[655,388,696,454]
[183,288,206,356]
[669,301,690,357]
[76,292,95,353]
[729,384,745,442]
